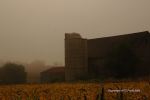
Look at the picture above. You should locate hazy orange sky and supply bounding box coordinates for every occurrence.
[0,0,150,65]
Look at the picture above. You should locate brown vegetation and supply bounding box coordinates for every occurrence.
[0,82,149,100]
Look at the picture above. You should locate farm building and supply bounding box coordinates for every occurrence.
[40,66,65,83]
[65,31,150,81]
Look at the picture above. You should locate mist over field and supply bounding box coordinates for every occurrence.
[0,2,149,100]
[0,0,150,66]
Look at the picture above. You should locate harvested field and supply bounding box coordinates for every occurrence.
[0,82,149,100]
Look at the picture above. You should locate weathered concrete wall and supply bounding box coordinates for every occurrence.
[65,33,88,81]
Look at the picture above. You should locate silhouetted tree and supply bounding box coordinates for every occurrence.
[105,43,139,79]
[0,63,27,84]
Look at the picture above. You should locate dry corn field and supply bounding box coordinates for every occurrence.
[0,82,149,100]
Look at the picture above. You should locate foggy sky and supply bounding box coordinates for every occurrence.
[0,0,150,65]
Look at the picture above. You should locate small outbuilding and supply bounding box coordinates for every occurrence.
[40,66,65,83]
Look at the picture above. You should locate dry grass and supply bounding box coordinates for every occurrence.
[0,81,149,100]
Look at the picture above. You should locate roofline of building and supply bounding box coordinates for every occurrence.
[88,31,150,40]
[41,66,65,74]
